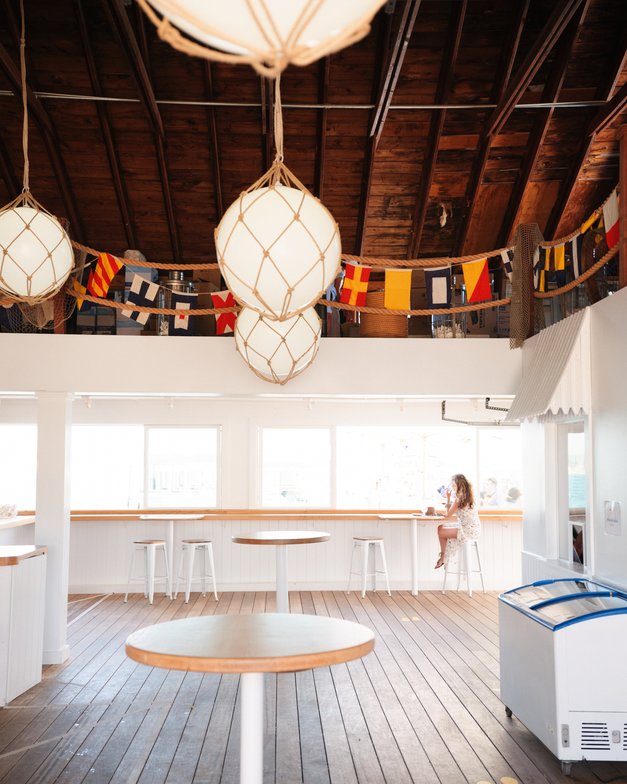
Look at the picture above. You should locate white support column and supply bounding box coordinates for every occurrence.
[34,392,72,665]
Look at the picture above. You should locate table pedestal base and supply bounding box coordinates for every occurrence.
[275,545,288,613]
[240,671,264,784]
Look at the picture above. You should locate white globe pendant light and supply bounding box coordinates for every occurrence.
[136,0,388,77]
[235,306,321,384]
[216,180,341,321]
[0,202,74,300]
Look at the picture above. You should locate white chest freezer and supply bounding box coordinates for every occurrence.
[499,578,627,775]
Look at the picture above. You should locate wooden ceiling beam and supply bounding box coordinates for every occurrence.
[105,0,164,140]
[485,0,584,138]
[587,82,627,138]
[133,7,181,262]
[0,41,84,239]
[369,0,422,144]
[407,0,466,260]
[73,0,136,249]
[203,62,224,221]
[355,11,394,255]
[496,0,590,247]
[544,34,627,238]
[314,57,330,200]
[455,0,529,255]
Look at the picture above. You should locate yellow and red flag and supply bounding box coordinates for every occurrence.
[340,263,371,307]
[87,252,123,298]
[384,269,412,310]
[462,258,491,303]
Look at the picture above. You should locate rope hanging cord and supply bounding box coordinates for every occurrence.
[533,244,618,298]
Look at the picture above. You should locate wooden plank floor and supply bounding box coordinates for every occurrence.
[1,591,626,784]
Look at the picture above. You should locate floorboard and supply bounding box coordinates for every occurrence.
[1,591,626,783]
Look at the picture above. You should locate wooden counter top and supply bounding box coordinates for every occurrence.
[0,545,47,566]
[0,515,36,531]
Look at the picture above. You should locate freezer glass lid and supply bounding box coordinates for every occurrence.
[504,579,601,607]
[534,594,627,625]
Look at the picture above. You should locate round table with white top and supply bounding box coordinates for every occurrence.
[126,612,374,784]
[232,530,330,612]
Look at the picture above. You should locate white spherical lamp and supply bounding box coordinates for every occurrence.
[235,306,321,384]
[216,183,341,321]
[0,205,74,301]
[137,0,387,76]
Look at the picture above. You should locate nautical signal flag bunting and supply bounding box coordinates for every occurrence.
[384,269,412,310]
[87,252,123,298]
[340,263,371,307]
[462,258,491,303]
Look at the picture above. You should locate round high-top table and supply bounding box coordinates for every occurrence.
[126,612,374,784]
[232,530,330,612]
[377,513,444,595]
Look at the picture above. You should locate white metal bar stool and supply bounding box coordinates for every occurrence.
[347,536,391,598]
[174,539,218,603]
[442,540,485,597]
[124,539,171,604]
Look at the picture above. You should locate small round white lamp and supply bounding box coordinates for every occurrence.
[235,305,321,384]
[216,177,340,321]
[0,200,74,301]
[136,0,388,76]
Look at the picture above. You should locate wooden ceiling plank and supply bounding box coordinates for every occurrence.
[588,82,627,138]
[0,131,19,196]
[545,33,627,238]
[370,0,422,144]
[134,6,181,262]
[203,62,224,221]
[485,0,584,139]
[73,0,136,248]
[105,0,165,140]
[407,0,467,260]
[355,11,395,255]
[314,57,330,200]
[496,0,591,247]
[455,0,529,254]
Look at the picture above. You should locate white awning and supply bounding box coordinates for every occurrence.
[505,308,590,422]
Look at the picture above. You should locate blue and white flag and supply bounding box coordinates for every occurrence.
[169,292,197,335]
[121,274,159,326]
[424,265,451,308]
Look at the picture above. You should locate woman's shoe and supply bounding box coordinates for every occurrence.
[435,552,445,569]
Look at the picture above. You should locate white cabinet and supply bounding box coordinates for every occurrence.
[0,546,47,706]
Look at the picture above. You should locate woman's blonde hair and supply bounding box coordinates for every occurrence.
[452,474,474,508]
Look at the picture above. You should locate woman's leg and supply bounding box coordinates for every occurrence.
[436,525,458,567]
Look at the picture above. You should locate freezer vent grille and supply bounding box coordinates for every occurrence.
[581,723,610,750]
[623,725,627,750]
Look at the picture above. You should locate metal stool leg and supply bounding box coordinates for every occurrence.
[464,542,472,597]
[124,547,137,602]
[147,544,156,604]
[162,544,172,599]
[174,546,185,599]
[207,543,218,600]
[361,541,368,598]
[378,541,392,596]
[184,544,195,603]
[347,541,357,593]
[475,542,486,593]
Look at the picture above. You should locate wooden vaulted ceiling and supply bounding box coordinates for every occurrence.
[0,0,625,269]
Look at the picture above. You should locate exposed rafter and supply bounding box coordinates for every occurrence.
[369,0,422,144]
[73,0,136,248]
[203,62,224,221]
[455,0,529,255]
[0,41,84,238]
[314,57,330,200]
[105,0,164,140]
[485,0,585,138]
[588,82,627,138]
[407,0,466,260]
[545,33,627,238]
[496,0,590,247]
[133,5,181,262]
[354,11,394,255]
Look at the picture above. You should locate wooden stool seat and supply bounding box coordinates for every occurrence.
[347,537,391,598]
[174,540,218,603]
[124,540,171,604]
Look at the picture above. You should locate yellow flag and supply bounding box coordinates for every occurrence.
[580,211,598,234]
[554,244,565,271]
[384,269,412,310]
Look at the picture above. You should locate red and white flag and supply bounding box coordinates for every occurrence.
[603,188,619,249]
[211,290,237,335]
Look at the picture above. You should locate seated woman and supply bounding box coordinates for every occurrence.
[435,474,481,569]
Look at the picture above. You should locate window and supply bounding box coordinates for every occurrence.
[477,429,523,508]
[260,428,331,507]
[71,425,219,509]
[0,424,37,510]
[145,427,219,508]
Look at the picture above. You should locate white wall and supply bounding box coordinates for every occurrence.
[589,288,627,587]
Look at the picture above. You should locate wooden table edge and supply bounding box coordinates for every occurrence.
[232,532,331,545]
